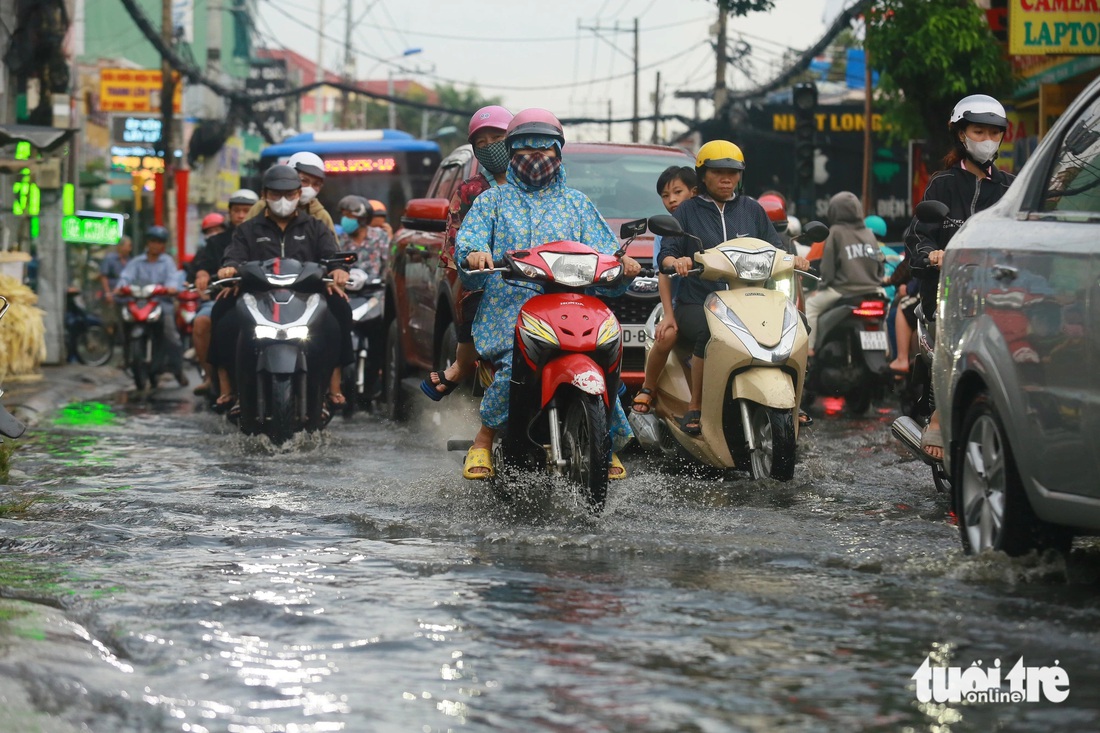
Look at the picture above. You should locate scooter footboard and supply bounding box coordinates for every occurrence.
[733,368,796,409]
[541,353,609,408]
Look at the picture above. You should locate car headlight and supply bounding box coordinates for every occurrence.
[722,248,775,282]
[596,315,620,346]
[541,252,598,287]
[599,264,623,283]
[519,311,560,346]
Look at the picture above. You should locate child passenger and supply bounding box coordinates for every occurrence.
[631,166,697,415]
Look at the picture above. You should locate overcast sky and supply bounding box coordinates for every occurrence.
[256,0,847,142]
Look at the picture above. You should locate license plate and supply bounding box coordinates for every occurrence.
[620,324,647,346]
[859,330,888,351]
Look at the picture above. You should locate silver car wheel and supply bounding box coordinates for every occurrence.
[960,414,1007,552]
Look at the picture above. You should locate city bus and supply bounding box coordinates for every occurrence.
[258,129,441,228]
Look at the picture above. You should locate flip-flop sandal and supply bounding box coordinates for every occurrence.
[609,452,626,480]
[679,409,702,436]
[631,388,655,414]
[420,371,459,401]
[213,394,236,414]
[463,447,494,480]
[799,409,814,426]
[322,393,347,423]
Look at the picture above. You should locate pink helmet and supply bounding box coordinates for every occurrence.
[201,212,225,232]
[468,105,514,143]
[505,108,565,150]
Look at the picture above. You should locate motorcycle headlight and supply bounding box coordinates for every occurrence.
[541,253,598,287]
[599,264,623,283]
[514,260,543,279]
[596,315,620,347]
[721,248,775,282]
[254,324,310,340]
[255,324,279,340]
[286,325,310,340]
[519,311,559,347]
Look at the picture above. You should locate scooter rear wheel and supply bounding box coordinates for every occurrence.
[561,390,610,512]
[748,405,796,481]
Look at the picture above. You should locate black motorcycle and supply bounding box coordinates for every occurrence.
[0,296,27,445]
[65,288,114,366]
[340,267,386,416]
[803,291,890,415]
[219,255,354,444]
[890,200,952,494]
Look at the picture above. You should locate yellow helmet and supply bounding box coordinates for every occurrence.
[695,140,745,171]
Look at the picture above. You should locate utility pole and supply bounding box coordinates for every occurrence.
[579,18,640,142]
[159,0,174,234]
[861,46,874,214]
[341,0,353,129]
[314,0,325,131]
[651,71,661,144]
[632,18,639,142]
[714,3,728,115]
[674,90,710,124]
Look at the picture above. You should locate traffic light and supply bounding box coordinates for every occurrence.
[793,82,818,196]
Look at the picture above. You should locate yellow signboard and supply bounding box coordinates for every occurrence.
[99,68,182,113]
[1009,0,1100,55]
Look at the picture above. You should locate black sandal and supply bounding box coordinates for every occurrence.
[213,393,236,414]
[631,388,655,414]
[679,409,701,436]
[420,371,459,401]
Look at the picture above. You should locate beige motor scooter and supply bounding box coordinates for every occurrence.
[628,215,827,480]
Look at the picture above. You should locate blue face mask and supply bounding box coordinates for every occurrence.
[340,216,360,234]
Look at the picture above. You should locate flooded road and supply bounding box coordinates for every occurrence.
[2,388,1099,732]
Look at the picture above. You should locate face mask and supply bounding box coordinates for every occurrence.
[510,152,561,190]
[963,136,1000,166]
[340,216,360,234]
[299,186,318,205]
[268,196,298,218]
[474,140,510,175]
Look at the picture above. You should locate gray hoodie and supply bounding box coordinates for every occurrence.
[820,191,883,295]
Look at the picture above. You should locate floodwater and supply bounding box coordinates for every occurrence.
[1,389,1099,733]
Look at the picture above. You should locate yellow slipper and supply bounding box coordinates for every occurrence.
[463,447,494,480]
[609,453,626,480]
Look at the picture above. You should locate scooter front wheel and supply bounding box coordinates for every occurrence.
[75,325,114,366]
[748,405,796,481]
[561,390,610,512]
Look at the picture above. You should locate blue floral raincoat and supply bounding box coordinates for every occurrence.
[455,161,633,449]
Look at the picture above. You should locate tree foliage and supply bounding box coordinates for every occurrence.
[716,0,774,14]
[864,0,1013,156]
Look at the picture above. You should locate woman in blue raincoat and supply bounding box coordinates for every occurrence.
[455,108,642,480]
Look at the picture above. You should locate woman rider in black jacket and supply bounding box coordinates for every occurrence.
[904,94,1016,459]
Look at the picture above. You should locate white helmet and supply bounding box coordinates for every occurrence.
[227,188,258,207]
[949,95,1007,129]
[345,267,368,292]
[287,151,326,180]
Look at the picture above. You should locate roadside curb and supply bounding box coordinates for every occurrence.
[3,366,132,428]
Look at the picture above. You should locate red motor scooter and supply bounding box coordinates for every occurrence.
[450,221,643,512]
[117,283,170,391]
[176,286,202,359]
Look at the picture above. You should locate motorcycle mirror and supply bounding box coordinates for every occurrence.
[647,214,682,237]
[619,218,647,239]
[914,200,950,223]
[796,221,829,244]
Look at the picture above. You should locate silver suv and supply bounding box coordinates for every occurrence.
[935,75,1100,556]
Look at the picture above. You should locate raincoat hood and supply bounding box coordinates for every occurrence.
[827,191,865,225]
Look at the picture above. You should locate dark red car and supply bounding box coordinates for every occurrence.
[381,141,694,419]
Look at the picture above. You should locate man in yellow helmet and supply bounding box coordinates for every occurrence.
[658,139,804,435]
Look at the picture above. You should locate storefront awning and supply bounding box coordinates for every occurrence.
[0,124,76,152]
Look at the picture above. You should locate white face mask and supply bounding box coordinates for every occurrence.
[268,197,298,218]
[963,137,1000,166]
[299,186,318,205]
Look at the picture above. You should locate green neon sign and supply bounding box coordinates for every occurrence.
[14,141,31,161]
[62,211,123,246]
[12,171,39,216]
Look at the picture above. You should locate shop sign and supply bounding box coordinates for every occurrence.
[1010,0,1100,55]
